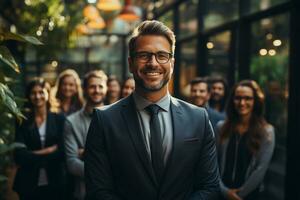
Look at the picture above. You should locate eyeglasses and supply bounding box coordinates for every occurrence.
[133,51,173,64]
[234,96,254,102]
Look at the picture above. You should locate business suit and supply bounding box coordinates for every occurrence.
[13,112,66,199]
[85,95,220,200]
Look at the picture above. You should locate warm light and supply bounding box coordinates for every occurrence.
[76,24,90,34]
[87,17,106,29]
[206,42,214,49]
[273,39,282,46]
[266,33,273,40]
[268,49,276,56]
[119,0,140,22]
[259,49,268,56]
[83,5,100,21]
[97,0,122,11]
[25,0,32,6]
[36,30,42,36]
[51,61,58,68]
[10,25,17,33]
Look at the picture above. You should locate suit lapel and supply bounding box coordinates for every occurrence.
[162,97,184,182]
[120,95,157,186]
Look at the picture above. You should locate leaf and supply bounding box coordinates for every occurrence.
[0,31,43,45]
[0,45,20,73]
[0,143,25,154]
[0,83,25,120]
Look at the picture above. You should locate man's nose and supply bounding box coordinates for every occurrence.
[148,54,159,64]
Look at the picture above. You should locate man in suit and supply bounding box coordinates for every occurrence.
[84,20,220,200]
[64,70,108,200]
[190,77,225,132]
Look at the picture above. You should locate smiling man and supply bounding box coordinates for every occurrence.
[64,70,108,200]
[190,77,225,132]
[84,20,220,200]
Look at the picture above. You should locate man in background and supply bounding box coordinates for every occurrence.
[190,77,225,132]
[64,70,107,200]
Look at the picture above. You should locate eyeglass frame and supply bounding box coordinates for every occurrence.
[132,51,174,64]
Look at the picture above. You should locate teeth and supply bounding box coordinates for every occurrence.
[145,72,160,76]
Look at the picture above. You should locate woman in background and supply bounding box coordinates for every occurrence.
[13,78,66,200]
[121,76,135,98]
[53,69,84,115]
[217,80,275,200]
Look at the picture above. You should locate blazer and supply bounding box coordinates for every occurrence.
[84,95,220,200]
[13,112,66,196]
[64,108,92,200]
[216,121,275,198]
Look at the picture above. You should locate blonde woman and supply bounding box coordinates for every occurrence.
[52,69,84,116]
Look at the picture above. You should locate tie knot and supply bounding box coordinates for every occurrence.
[146,104,160,115]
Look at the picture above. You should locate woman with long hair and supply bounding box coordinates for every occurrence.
[217,80,275,200]
[52,69,84,115]
[13,78,66,200]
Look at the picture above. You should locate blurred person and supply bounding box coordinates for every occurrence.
[190,77,225,131]
[13,78,66,200]
[104,76,121,104]
[121,76,135,98]
[209,76,228,115]
[64,70,108,200]
[53,69,84,115]
[84,20,219,200]
[217,80,275,200]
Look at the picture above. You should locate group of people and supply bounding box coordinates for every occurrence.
[13,69,135,200]
[13,20,274,200]
[189,77,275,200]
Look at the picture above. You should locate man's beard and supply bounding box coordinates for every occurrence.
[133,74,170,92]
[86,94,104,106]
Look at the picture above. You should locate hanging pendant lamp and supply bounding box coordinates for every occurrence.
[118,0,140,22]
[97,0,122,12]
[83,5,100,21]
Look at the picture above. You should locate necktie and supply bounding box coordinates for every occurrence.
[146,104,164,183]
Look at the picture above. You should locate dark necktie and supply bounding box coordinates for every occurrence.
[146,104,164,183]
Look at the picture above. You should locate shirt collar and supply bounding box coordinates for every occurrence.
[133,91,171,112]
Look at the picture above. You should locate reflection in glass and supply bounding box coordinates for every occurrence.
[179,0,198,38]
[247,0,288,15]
[203,0,238,30]
[250,13,289,200]
[180,39,197,97]
[207,31,231,79]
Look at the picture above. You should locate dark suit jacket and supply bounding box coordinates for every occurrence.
[206,106,225,133]
[13,112,66,195]
[84,95,220,200]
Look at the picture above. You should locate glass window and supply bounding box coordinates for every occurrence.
[207,31,231,78]
[178,0,198,39]
[179,39,197,97]
[246,0,289,15]
[250,13,289,200]
[203,0,238,30]
[158,10,173,31]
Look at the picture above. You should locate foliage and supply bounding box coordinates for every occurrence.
[0,28,42,200]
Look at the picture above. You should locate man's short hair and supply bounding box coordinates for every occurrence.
[83,70,108,89]
[190,77,210,91]
[128,20,176,58]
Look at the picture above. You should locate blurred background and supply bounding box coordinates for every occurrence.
[0,0,299,199]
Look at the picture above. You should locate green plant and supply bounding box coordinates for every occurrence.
[0,29,42,185]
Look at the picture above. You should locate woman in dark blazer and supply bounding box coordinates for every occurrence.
[13,78,66,200]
